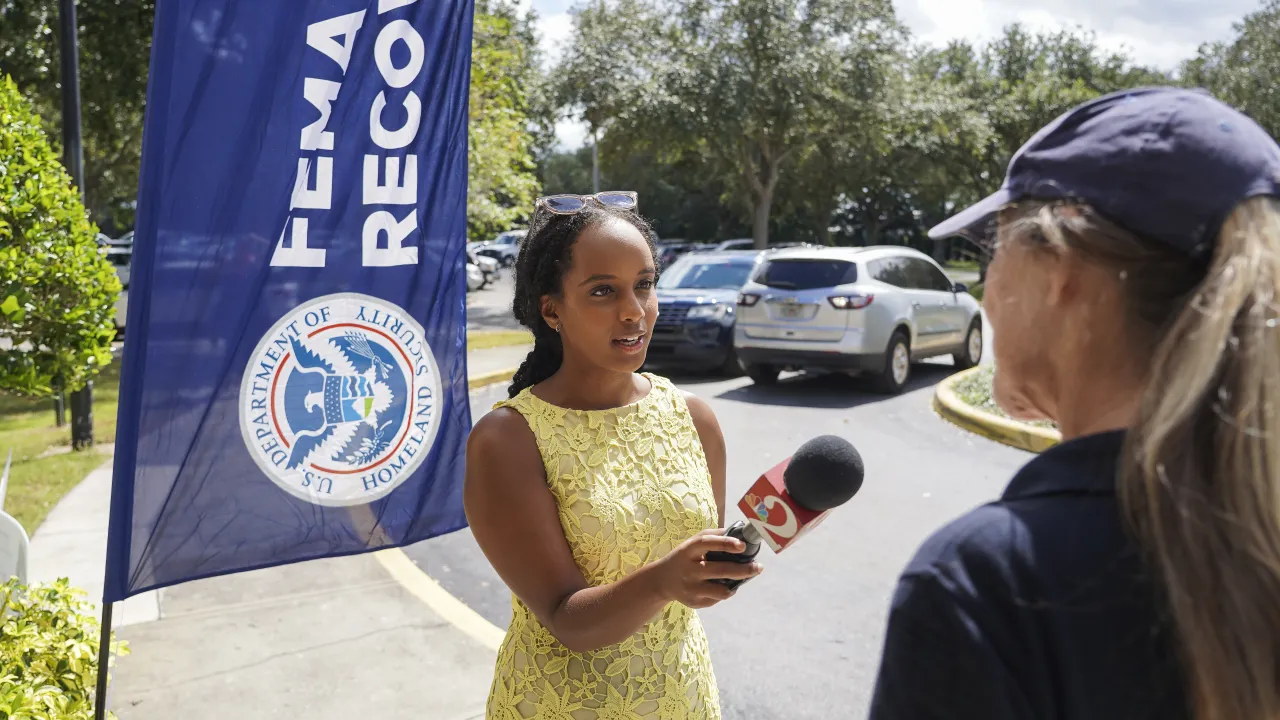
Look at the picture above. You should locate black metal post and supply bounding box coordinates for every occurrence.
[54,392,65,427]
[93,601,114,720]
[70,380,94,450]
[58,0,83,187]
[59,0,94,449]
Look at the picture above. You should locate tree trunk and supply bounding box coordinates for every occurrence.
[740,144,780,250]
[816,197,838,246]
[752,191,772,250]
[864,215,882,246]
[932,236,948,263]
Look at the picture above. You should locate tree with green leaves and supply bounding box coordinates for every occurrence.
[907,26,1166,274]
[539,142,748,242]
[917,27,1167,204]
[781,59,993,248]
[558,0,903,249]
[1182,0,1280,140]
[0,0,154,233]
[0,75,119,400]
[467,0,545,241]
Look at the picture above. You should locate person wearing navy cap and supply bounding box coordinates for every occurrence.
[868,86,1280,720]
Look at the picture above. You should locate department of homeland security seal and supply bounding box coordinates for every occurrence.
[239,293,443,506]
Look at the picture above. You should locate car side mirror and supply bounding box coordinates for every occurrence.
[952,282,968,294]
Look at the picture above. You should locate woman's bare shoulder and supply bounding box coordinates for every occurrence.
[467,407,541,479]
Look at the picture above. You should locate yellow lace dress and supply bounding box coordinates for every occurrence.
[485,373,722,720]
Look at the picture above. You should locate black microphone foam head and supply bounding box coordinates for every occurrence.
[782,435,865,511]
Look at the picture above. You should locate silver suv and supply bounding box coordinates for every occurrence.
[733,246,983,393]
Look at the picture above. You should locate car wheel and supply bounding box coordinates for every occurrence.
[744,362,779,386]
[953,319,983,370]
[719,346,743,376]
[873,331,911,394]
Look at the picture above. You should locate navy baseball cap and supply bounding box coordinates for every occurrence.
[929,86,1280,260]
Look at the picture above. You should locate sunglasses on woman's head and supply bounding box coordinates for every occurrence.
[536,191,638,215]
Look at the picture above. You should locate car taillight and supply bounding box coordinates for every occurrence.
[738,293,760,307]
[829,294,873,309]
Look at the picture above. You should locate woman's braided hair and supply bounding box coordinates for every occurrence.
[507,203,656,397]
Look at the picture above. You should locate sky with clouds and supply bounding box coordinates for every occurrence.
[523,0,1260,149]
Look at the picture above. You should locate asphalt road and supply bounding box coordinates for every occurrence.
[466,272,522,331]
[407,304,1029,719]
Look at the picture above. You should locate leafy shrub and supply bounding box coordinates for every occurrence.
[952,364,1056,429]
[0,577,128,719]
[967,282,984,303]
[0,75,120,397]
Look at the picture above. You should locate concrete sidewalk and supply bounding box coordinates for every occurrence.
[25,342,529,720]
[468,342,530,378]
[109,553,497,719]
[27,455,161,627]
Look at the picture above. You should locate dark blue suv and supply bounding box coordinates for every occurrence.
[645,250,764,374]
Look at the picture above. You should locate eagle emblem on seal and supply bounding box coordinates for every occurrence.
[282,331,398,470]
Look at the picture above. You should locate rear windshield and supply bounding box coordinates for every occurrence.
[658,260,756,290]
[752,259,857,290]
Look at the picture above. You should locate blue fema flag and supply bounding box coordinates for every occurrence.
[105,0,474,602]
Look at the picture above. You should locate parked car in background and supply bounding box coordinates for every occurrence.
[711,238,814,252]
[472,229,525,267]
[734,245,983,393]
[646,250,765,375]
[468,250,501,287]
[465,259,485,292]
[714,238,754,251]
[656,241,710,270]
[98,233,133,333]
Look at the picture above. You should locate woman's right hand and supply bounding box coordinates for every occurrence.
[652,529,764,609]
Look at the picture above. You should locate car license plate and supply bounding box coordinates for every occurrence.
[779,303,805,318]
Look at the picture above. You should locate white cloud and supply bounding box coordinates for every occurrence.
[529,0,584,148]
[536,11,576,67]
[555,117,591,150]
[529,0,577,64]
[897,0,1252,70]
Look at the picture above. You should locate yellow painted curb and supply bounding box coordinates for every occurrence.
[467,329,534,351]
[933,367,1062,454]
[375,548,504,651]
[371,367,517,653]
[469,367,518,390]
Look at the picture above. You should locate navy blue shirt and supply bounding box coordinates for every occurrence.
[869,430,1190,719]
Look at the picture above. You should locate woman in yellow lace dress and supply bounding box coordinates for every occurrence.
[464,191,761,719]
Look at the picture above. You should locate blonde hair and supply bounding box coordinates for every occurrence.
[1002,196,1280,720]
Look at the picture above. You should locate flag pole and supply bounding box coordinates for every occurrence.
[93,602,114,720]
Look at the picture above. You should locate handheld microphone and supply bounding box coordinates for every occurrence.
[706,435,864,590]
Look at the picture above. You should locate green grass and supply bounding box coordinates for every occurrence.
[945,259,980,272]
[952,365,1056,429]
[0,363,120,534]
[467,329,532,350]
